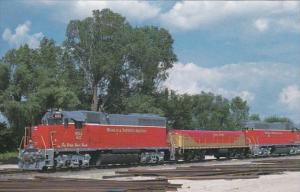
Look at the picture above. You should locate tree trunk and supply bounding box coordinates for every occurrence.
[91,84,98,111]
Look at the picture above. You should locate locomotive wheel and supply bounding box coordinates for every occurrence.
[96,158,102,166]
[93,153,102,167]
[184,153,193,162]
[156,157,161,165]
[41,166,48,172]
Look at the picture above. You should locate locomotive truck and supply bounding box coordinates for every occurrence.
[18,110,300,170]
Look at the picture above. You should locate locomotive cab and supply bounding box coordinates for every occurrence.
[18,110,89,170]
[42,110,87,127]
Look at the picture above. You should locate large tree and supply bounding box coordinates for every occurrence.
[230,96,249,129]
[264,116,292,123]
[0,39,80,139]
[249,114,260,121]
[65,9,131,111]
[157,90,193,129]
[0,61,10,92]
[127,27,177,94]
[65,9,177,112]
[0,122,16,153]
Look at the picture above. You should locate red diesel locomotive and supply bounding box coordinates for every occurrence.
[18,110,300,170]
[19,110,168,170]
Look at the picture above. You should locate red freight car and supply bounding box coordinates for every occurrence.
[169,130,249,160]
[245,129,300,156]
[19,110,168,170]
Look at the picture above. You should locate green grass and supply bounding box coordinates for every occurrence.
[0,151,18,162]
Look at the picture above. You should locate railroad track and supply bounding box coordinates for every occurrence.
[0,154,299,175]
[0,168,28,175]
[0,158,212,175]
[0,158,299,192]
[0,176,182,192]
[106,158,300,180]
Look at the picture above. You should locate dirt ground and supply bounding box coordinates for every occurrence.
[170,172,300,192]
[1,155,299,192]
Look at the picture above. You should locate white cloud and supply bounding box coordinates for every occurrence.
[2,21,44,48]
[45,1,160,22]
[276,18,300,33]
[254,18,269,32]
[164,62,298,103]
[160,1,300,31]
[279,85,300,113]
[28,1,300,33]
[253,17,300,33]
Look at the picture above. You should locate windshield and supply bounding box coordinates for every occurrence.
[47,118,63,125]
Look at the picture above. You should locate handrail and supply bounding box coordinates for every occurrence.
[41,136,46,150]
[23,127,32,148]
[50,131,56,148]
[40,136,47,158]
[19,136,24,150]
[24,127,27,148]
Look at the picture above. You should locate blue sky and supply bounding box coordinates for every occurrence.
[0,1,300,123]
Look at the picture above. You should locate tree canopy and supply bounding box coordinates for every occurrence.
[65,9,176,112]
[264,116,292,123]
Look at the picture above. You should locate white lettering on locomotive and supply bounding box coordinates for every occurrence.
[106,127,147,133]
